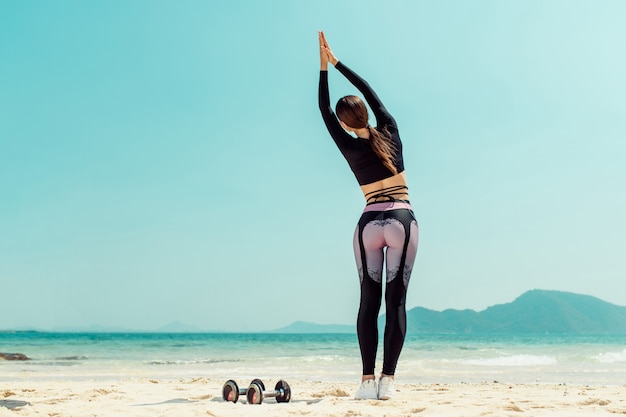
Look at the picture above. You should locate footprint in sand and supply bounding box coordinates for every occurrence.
[579,398,611,406]
[311,388,350,398]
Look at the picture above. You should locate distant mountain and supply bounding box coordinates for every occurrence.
[406,290,626,334]
[272,290,626,335]
[270,321,354,333]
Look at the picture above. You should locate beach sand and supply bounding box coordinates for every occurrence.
[1,378,625,417]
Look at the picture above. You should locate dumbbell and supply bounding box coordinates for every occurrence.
[246,379,291,405]
[222,379,265,403]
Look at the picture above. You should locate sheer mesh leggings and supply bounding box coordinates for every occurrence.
[353,206,418,376]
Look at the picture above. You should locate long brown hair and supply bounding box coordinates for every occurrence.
[335,95,397,175]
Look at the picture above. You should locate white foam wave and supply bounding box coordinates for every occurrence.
[300,355,346,363]
[460,354,557,367]
[148,359,240,365]
[593,349,626,364]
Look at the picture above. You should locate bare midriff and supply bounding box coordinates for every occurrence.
[360,171,410,204]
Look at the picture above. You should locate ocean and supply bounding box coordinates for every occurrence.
[2,332,625,385]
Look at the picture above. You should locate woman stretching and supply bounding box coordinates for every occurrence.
[318,31,419,400]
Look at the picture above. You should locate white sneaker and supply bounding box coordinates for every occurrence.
[377,376,395,400]
[355,379,378,400]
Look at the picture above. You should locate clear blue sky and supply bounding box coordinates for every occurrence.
[1,0,625,332]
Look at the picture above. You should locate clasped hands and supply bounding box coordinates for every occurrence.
[319,31,338,69]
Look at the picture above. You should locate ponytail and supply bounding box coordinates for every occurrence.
[367,125,397,175]
[335,95,398,175]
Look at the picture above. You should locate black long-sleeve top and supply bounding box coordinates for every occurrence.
[318,61,404,186]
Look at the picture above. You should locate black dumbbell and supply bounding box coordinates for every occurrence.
[246,379,291,405]
[222,379,265,403]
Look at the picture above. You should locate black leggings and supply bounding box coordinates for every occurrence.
[352,201,418,376]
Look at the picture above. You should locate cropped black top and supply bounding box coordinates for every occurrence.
[318,61,404,186]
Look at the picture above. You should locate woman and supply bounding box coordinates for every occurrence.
[318,31,419,400]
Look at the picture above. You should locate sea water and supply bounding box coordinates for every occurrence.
[1,332,625,385]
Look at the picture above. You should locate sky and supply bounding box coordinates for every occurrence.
[1,0,625,332]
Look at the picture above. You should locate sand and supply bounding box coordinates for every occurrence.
[1,378,625,417]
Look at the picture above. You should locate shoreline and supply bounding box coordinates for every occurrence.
[1,378,625,417]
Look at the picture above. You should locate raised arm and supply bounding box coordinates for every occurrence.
[335,61,397,129]
[318,32,353,146]
[319,32,396,129]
